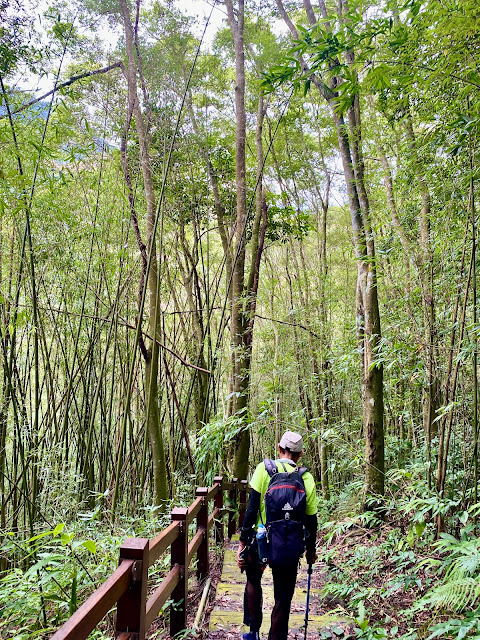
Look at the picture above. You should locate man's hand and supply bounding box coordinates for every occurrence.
[306,550,318,566]
[237,541,247,569]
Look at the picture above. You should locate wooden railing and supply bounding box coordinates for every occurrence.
[50,476,249,640]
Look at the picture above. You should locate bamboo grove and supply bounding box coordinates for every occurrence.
[0,0,480,574]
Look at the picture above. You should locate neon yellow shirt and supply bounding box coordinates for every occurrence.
[250,459,318,526]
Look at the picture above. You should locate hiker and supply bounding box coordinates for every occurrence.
[237,431,318,640]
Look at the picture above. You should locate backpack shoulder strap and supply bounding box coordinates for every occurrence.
[297,467,308,477]
[264,459,278,477]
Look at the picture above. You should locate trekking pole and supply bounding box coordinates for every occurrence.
[304,564,313,640]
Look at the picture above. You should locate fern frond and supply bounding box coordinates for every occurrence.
[417,557,441,571]
[445,552,480,580]
[468,502,480,518]
[322,581,355,598]
[418,578,480,612]
[433,536,480,580]
[334,481,363,519]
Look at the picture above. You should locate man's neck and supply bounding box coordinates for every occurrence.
[277,449,297,462]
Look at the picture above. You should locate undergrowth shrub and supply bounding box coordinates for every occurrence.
[0,482,186,639]
[317,464,480,640]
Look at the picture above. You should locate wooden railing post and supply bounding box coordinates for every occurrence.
[213,476,224,543]
[115,537,149,640]
[228,478,238,538]
[170,507,188,638]
[196,487,209,581]
[239,479,248,529]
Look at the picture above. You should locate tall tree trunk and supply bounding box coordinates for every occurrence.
[225,0,249,479]
[373,106,440,486]
[225,3,269,479]
[318,182,331,500]
[285,248,316,458]
[120,0,167,504]
[185,89,234,301]
[403,118,440,448]
[174,226,210,431]
[277,0,385,499]
[289,239,321,477]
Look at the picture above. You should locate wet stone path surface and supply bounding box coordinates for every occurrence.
[207,536,350,640]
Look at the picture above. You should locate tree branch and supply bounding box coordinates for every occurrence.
[119,317,211,374]
[255,313,321,339]
[2,62,124,118]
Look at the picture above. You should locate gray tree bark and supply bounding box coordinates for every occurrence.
[277,0,385,499]
[120,0,167,504]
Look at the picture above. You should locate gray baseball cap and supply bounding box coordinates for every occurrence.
[279,431,303,453]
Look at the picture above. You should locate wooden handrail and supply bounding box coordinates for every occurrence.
[196,487,209,580]
[50,560,134,640]
[208,506,221,531]
[187,528,205,565]
[214,476,224,543]
[149,521,180,566]
[145,564,181,629]
[187,496,203,522]
[228,477,238,537]
[49,474,248,640]
[205,484,220,500]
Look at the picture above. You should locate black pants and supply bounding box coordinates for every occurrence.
[243,543,298,640]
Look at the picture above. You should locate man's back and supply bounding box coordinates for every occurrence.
[250,458,317,527]
[237,432,318,640]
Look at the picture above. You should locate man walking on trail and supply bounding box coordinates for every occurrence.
[237,431,318,640]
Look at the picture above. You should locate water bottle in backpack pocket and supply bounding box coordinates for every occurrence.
[256,523,268,564]
[263,459,308,566]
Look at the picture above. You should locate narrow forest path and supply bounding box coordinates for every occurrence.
[207,536,351,640]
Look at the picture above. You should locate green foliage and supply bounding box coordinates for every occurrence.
[414,534,480,614]
[196,408,250,484]
[0,0,41,75]
[426,608,480,640]
[2,0,480,637]
[316,463,480,639]
[265,195,311,243]
[418,579,480,614]
[0,520,114,636]
[354,601,388,640]
[0,492,176,638]
[434,535,480,581]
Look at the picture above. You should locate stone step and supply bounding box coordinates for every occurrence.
[215,582,323,608]
[209,610,348,635]
[208,535,351,639]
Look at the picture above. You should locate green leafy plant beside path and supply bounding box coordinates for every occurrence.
[316,469,480,640]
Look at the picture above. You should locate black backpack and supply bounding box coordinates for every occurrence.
[263,459,308,566]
